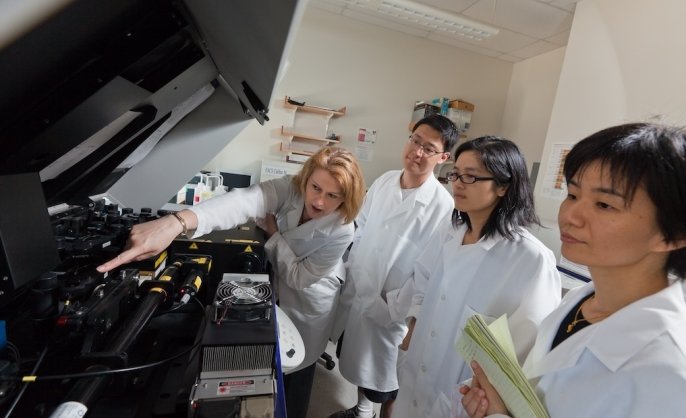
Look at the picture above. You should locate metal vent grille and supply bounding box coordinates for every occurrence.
[202,344,274,372]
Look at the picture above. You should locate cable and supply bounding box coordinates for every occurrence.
[153,290,203,316]
[0,297,207,383]
[2,346,48,418]
[1,298,72,416]
[153,301,187,315]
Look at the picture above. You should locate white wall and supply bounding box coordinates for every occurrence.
[533,0,686,259]
[500,47,566,175]
[204,6,514,187]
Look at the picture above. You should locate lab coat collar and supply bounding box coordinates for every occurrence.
[527,281,686,378]
[586,280,686,371]
[387,172,442,218]
[283,197,341,239]
[525,284,598,378]
[446,222,507,251]
[285,198,302,230]
[414,173,443,206]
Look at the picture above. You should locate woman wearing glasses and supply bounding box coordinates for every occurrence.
[393,136,561,418]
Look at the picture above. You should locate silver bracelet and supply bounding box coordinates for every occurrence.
[171,212,188,237]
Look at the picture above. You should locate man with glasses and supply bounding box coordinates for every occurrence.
[328,115,459,418]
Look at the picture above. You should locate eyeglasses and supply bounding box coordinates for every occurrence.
[445,171,496,184]
[408,135,444,157]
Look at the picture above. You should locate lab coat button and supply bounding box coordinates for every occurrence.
[421,365,427,373]
[430,330,436,338]
[412,400,418,407]
[441,294,446,301]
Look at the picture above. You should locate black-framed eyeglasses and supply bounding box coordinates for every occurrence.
[408,135,444,157]
[445,171,496,184]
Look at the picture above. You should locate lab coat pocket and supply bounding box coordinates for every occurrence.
[384,235,420,290]
[298,277,339,317]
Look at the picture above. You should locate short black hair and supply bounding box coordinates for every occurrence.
[452,136,539,240]
[412,114,459,153]
[564,123,686,278]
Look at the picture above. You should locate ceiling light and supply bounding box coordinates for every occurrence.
[321,0,499,41]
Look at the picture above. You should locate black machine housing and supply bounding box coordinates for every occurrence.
[0,0,299,416]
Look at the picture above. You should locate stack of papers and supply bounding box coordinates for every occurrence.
[455,314,549,418]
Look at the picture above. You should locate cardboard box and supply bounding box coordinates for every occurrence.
[449,99,475,112]
[448,99,475,132]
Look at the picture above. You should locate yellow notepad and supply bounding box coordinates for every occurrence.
[455,314,549,418]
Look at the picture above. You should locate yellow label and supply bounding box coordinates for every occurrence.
[154,251,167,268]
[191,257,208,264]
[193,277,202,289]
[244,245,253,253]
[189,242,199,250]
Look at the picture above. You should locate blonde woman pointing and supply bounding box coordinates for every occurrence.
[99,147,366,418]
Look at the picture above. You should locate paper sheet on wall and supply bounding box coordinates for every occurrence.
[260,160,302,182]
[539,143,573,200]
[355,128,376,162]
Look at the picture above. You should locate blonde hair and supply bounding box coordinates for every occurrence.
[292,147,365,224]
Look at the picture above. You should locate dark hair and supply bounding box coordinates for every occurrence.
[412,114,459,153]
[563,123,686,278]
[451,136,540,240]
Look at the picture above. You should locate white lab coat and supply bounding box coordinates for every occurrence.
[513,280,686,418]
[393,220,561,418]
[190,175,353,372]
[337,170,454,392]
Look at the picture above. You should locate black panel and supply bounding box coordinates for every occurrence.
[41,105,160,207]
[182,0,299,124]
[0,0,204,204]
[0,173,61,307]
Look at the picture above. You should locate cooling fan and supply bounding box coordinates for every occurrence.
[213,277,272,322]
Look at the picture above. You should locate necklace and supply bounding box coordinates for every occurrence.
[566,295,611,333]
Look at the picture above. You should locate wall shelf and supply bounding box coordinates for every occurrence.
[280,96,346,164]
[284,96,346,118]
[280,126,341,143]
[280,143,315,156]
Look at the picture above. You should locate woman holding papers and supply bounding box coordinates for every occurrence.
[461,123,686,418]
[97,147,366,418]
[393,137,562,418]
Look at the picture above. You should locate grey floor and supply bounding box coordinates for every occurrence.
[306,341,381,418]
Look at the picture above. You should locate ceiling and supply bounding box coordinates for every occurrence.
[309,0,579,62]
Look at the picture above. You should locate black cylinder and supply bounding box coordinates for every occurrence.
[30,272,59,319]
